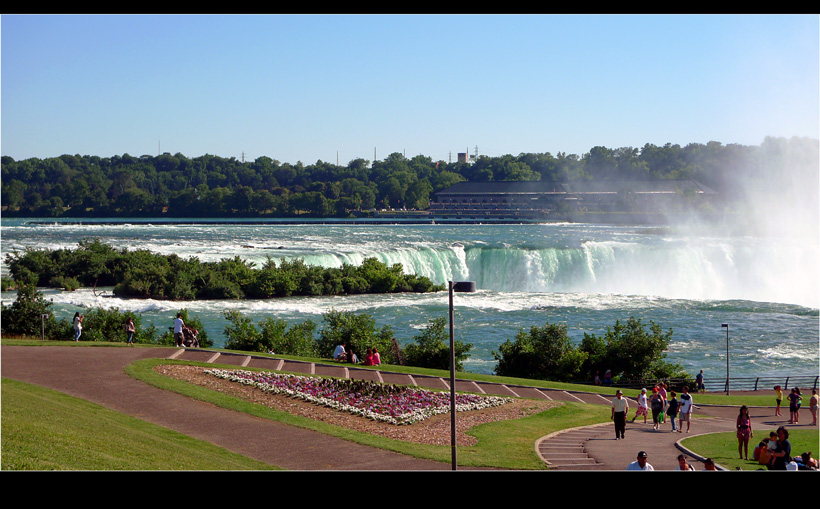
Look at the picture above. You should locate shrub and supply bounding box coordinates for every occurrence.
[493,322,587,381]
[402,318,473,371]
[316,309,395,363]
[0,284,63,338]
[579,316,687,381]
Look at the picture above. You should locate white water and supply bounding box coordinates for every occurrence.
[2,218,818,377]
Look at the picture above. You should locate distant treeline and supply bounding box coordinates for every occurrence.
[2,136,816,218]
[5,239,444,300]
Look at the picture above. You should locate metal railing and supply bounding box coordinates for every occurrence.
[598,375,819,393]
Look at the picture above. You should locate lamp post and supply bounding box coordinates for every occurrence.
[449,280,476,471]
[722,323,729,395]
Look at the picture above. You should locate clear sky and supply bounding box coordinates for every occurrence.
[2,14,818,166]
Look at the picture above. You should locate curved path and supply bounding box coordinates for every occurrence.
[2,345,810,470]
[536,397,804,471]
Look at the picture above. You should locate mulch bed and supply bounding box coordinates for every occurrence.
[156,364,557,446]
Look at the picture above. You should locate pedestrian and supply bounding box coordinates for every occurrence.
[696,370,705,393]
[678,385,693,433]
[736,405,753,460]
[658,382,668,423]
[650,387,664,430]
[124,316,136,346]
[675,454,695,470]
[604,369,612,385]
[632,388,648,423]
[787,388,802,424]
[768,426,792,470]
[72,312,83,341]
[611,389,629,440]
[173,313,185,348]
[810,389,818,426]
[333,342,347,361]
[626,451,653,471]
[703,458,717,470]
[666,391,679,432]
[372,347,381,366]
[774,385,783,416]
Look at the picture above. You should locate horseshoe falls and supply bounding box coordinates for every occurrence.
[2,218,817,377]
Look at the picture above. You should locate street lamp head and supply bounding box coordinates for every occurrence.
[721,323,728,328]
[450,281,476,293]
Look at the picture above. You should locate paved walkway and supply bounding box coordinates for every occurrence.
[1,345,811,470]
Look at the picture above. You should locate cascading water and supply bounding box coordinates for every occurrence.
[2,219,817,377]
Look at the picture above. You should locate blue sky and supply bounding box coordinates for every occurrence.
[2,14,818,165]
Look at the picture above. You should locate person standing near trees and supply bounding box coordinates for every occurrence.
[173,313,185,348]
[73,312,83,341]
[611,389,629,440]
[124,316,136,346]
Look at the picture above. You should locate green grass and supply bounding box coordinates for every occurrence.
[681,429,820,471]
[129,357,613,469]
[1,377,280,471]
[1,338,803,470]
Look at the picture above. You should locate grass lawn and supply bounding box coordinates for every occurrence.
[2,339,808,471]
[1,377,280,470]
[681,429,820,471]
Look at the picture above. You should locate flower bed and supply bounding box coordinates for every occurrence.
[204,368,512,425]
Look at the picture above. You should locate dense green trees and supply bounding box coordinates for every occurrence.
[4,137,814,218]
[493,317,688,383]
[5,239,445,300]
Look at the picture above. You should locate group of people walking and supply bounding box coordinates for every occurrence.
[614,381,818,471]
[614,383,694,437]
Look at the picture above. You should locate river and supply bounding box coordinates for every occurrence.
[2,217,818,379]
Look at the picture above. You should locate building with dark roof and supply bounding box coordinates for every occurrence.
[427,180,718,222]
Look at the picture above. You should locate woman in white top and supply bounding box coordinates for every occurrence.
[73,312,83,341]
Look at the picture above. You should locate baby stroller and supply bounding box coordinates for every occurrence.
[169,325,200,348]
[182,326,200,348]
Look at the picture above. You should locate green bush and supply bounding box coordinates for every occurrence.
[316,309,395,363]
[0,284,63,338]
[261,318,317,357]
[48,276,80,291]
[580,316,688,381]
[402,317,473,371]
[493,322,586,381]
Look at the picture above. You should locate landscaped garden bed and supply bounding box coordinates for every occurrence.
[156,364,557,446]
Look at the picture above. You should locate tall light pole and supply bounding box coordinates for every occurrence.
[449,280,476,471]
[722,323,729,395]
